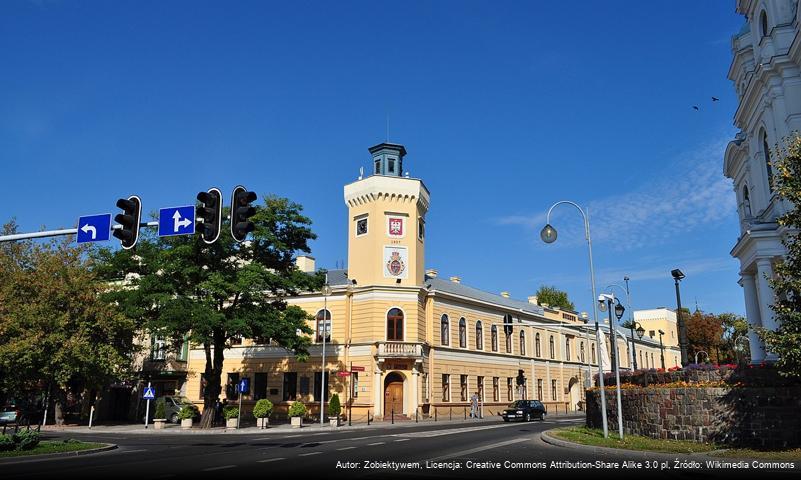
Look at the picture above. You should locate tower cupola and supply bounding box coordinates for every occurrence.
[369,143,407,177]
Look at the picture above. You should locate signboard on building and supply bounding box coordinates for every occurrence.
[383,246,409,279]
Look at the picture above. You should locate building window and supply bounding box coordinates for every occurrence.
[150,335,166,361]
[477,376,484,401]
[537,379,543,400]
[352,372,359,398]
[387,308,404,341]
[388,158,395,173]
[230,335,243,346]
[580,342,585,363]
[760,10,769,37]
[763,130,774,192]
[535,333,541,357]
[418,217,425,240]
[283,373,297,401]
[316,309,331,343]
[356,217,368,236]
[505,332,512,353]
[475,321,483,350]
[549,335,555,359]
[651,353,655,368]
[313,371,329,402]
[506,378,513,401]
[441,314,450,346]
[565,337,571,361]
[442,374,450,402]
[743,186,752,217]
[492,377,499,402]
[551,380,557,401]
[374,159,381,174]
[459,317,467,348]
[254,372,268,400]
[460,375,468,402]
[299,376,310,396]
[519,331,526,356]
[226,372,240,400]
[592,344,596,364]
[649,330,655,338]
[491,325,498,352]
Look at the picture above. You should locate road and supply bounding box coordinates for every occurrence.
[2,417,796,479]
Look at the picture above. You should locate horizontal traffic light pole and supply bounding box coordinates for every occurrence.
[0,221,160,243]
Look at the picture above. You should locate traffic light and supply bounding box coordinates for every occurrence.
[113,195,142,250]
[230,185,257,242]
[196,187,222,244]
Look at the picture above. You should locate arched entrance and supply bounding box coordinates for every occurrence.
[568,377,580,411]
[384,372,404,416]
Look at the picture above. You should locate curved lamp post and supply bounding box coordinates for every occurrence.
[541,201,608,438]
[606,283,634,369]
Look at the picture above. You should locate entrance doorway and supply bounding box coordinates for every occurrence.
[384,372,404,416]
[568,377,580,411]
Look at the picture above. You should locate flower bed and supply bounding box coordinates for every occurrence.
[592,362,796,388]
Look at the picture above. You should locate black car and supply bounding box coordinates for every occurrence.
[501,400,546,422]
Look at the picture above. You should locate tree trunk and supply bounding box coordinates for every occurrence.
[54,388,66,426]
[199,333,225,429]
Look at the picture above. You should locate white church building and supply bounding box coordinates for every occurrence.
[724,0,800,363]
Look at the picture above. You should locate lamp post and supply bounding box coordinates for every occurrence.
[606,283,632,369]
[599,293,625,439]
[695,350,709,365]
[672,269,689,367]
[657,330,666,369]
[320,276,332,426]
[541,201,608,438]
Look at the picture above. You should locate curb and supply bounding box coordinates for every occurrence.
[0,443,118,465]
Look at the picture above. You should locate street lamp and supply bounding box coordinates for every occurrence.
[657,330,666,369]
[599,293,625,439]
[695,350,709,365]
[671,269,689,367]
[320,277,332,426]
[541,201,609,438]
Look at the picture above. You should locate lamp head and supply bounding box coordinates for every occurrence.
[636,325,645,339]
[658,329,665,336]
[671,269,685,281]
[540,224,557,244]
[614,302,625,320]
[597,296,607,312]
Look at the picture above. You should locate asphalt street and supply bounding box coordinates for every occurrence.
[1,417,796,479]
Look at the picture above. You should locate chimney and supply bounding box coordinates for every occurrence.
[449,276,461,284]
[528,295,538,305]
[295,255,316,273]
[426,268,438,278]
[500,291,510,298]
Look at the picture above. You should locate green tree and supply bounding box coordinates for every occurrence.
[759,134,801,377]
[95,195,324,427]
[0,221,137,422]
[534,285,575,311]
[719,312,749,363]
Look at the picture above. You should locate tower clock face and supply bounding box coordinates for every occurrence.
[356,218,368,235]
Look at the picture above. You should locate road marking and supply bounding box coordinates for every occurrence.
[337,446,356,451]
[367,442,385,446]
[394,438,410,442]
[396,423,517,438]
[284,434,301,438]
[299,451,323,457]
[118,449,148,454]
[257,457,286,463]
[202,465,237,471]
[429,437,530,461]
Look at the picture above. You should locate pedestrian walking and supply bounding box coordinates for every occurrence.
[470,392,479,419]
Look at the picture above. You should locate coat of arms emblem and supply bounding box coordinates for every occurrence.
[386,251,406,276]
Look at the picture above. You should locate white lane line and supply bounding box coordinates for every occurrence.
[337,446,356,451]
[202,465,237,471]
[429,437,530,461]
[394,438,410,442]
[118,449,148,454]
[284,434,301,438]
[396,423,517,438]
[257,457,286,463]
[299,451,323,457]
[367,442,385,446]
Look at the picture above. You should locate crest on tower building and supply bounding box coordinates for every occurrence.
[387,216,404,237]
[383,246,408,278]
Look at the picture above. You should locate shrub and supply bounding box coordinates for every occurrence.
[223,405,239,420]
[153,398,167,419]
[13,429,40,450]
[328,394,341,417]
[178,404,198,421]
[252,399,273,419]
[0,434,14,451]
[288,401,306,418]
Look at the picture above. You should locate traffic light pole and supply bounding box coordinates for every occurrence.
[0,222,159,243]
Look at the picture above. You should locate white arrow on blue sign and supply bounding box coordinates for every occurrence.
[158,205,195,237]
[76,214,112,244]
[143,387,156,400]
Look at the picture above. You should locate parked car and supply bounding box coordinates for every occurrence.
[501,400,546,422]
[0,404,19,425]
[144,396,195,424]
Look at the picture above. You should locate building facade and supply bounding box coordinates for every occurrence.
[185,143,677,420]
[724,0,800,363]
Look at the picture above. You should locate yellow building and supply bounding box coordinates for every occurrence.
[185,142,678,420]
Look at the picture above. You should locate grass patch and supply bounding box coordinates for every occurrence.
[710,448,801,461]
[0,439,105,458]
[551,426,718,454]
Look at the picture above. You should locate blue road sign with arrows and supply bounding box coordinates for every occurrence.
[238,378,250,394]
[143,387,155,400]
[158,205,195,237]
[76,214,111,244]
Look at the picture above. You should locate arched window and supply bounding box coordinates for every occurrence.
[475,321,483,350]
[459,317,467,348]
[591,344,596,364]
[387,308,404,341]
[760,10,769,37]
[440,314,449,346]
[535,333,541,357]
[549,335,555,359]
[580,342,585,363]
[519,331,526,356]
[505,331,512,353]
[316,309,331,343]
[491,325,498,352]
[565,337,571,361]
[743,186,752,217]
[763,130,774,192]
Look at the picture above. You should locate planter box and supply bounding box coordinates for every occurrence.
[153,419,166,430]
[291,416,302,428]
[256,417,269,429]
[330,418,340,428]
[181,418,193,430]
[226,418,239,429]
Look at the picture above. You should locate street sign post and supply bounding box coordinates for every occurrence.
[337,371,351,377]
[351,366,365,372]
[76,214,111,244]
[158,206,196,237]
[236,378,249,429]
[143,383,154,429]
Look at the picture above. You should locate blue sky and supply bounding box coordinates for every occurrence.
[0,1,746,316]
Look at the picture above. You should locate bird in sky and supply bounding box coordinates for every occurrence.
[712,96,720,101]
[693,106,699,111]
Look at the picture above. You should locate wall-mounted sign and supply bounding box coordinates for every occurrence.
[383,246,409,279]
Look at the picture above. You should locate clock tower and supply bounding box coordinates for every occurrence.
[344,143,430,287]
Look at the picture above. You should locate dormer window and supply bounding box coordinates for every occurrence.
[388,158,396,174]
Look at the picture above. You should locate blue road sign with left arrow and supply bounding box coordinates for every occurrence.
[143,387,155,400]
[76,213,111,244]
[158,205,196,237]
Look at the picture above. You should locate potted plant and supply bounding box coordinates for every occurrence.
[328,394,341,427]
[288,401,306,428]
[253,399,273,429]
[153,397,167,430]
[224,405,239,429]
[178,404,197,429]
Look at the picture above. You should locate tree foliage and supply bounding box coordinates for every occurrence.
[534,285,575,311]
[95,195,324,427]
[759,134,801,377]
[685,309,748,364]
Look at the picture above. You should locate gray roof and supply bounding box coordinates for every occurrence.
[425,276,547,317]
[324,269,351,287]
